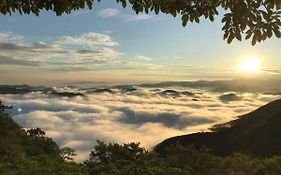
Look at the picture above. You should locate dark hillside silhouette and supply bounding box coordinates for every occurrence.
[155,98,281,157]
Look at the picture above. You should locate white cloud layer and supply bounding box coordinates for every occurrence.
[1,86,280,162]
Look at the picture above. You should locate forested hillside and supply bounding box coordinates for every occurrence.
[155,99,281,158]
[0,101,85,175]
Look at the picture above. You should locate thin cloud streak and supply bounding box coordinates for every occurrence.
[97,8,120,18]
[123,14,154,21]
[97,8,154,22]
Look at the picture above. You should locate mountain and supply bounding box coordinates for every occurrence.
[0,103,83,174]
[0,84,45,94]
[140,79,281,93]
[155,98,281,157]
[0,109,60,159]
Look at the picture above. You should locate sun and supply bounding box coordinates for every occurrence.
[239,57,261,73]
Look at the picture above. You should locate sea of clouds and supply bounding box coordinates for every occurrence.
[1,83,280,161]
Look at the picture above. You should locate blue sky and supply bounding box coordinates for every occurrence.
[0,1,280,85]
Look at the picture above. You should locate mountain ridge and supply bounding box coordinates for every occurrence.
[155,98,281,157]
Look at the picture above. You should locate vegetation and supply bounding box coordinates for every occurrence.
[0,0,280,45]
[0,101,86,175]
[1,100,281,174]
[155,98,281,158]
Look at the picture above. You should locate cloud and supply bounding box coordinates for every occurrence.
[75,47,122,58]
[263,69,281,75]
[219,93,243,103]
[131,55,152,61]
[55,32,119,47]
[71,10,92,16]
[0,32,21,43]
[0,42,56,52]
[0,32,124,71]
[114,107,213,129]
[96,8,154,22]
[97,8,120,18]
[0,55,41,66]
[1,85,280,162]
[124,14,154,21]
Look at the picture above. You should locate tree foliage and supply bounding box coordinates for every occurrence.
[0,100,12,112]
[0,0,280,45]
[0,103,86,175]
[82,141,164,175]
[82,140,281,175]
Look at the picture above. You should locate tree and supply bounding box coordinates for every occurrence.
[83,140,173,175]
[0,0,280,45]
[0,104,86,175]
[0,100,12,112]
[27,127,46,137]
[60,147,77,162]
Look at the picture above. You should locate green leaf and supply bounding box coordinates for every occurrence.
[227,35,235,44]
[273,29,281,38]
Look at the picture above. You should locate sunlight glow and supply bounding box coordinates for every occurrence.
[239,57,261,73]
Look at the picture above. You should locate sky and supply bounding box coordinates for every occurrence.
[0,2,280,162]
[0,1,280,85]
